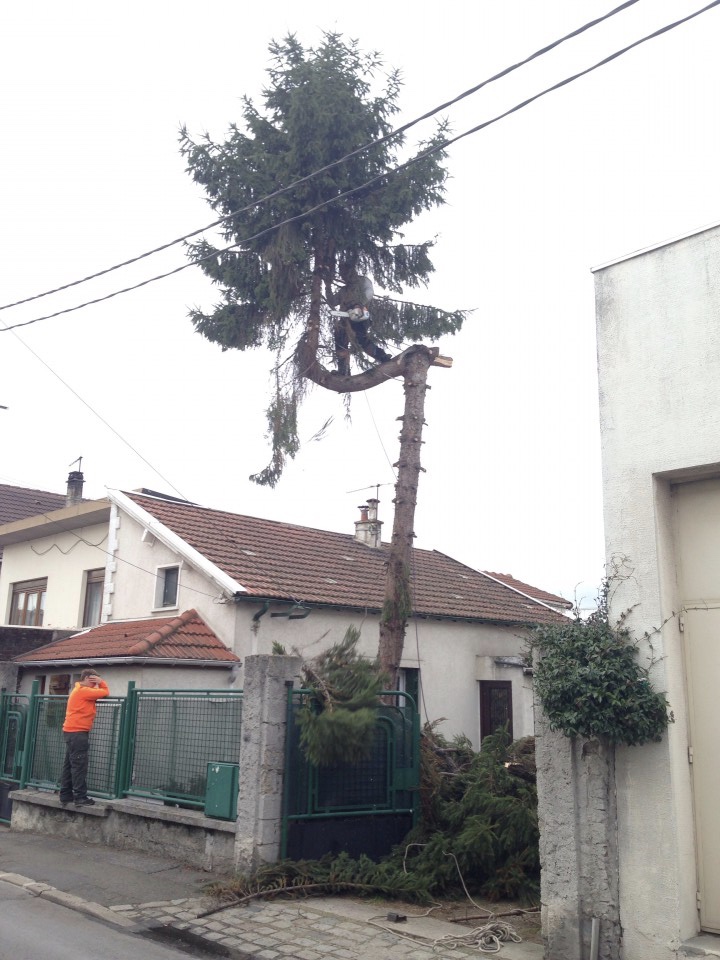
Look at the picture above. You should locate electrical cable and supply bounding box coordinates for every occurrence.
[0,317,190,500]
[3,0,717,335]
[33,510,231,605]
[0,0,643,315]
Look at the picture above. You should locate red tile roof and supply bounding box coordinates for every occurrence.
[483,572,573,609]
[14,609,239,664]
[125,492,569,627]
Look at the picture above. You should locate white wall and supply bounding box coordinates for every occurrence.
[594,222,720,957]
[17,664,235,697]
[0,522,108,630]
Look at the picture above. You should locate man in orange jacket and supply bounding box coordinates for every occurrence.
[59,668,109,808]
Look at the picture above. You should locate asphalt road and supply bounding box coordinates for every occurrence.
[0,879,226,960]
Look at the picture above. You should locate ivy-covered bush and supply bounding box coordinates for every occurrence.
[530,590,673,745]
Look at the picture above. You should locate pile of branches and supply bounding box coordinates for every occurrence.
[295,626,389,766]
[211,725,539,908]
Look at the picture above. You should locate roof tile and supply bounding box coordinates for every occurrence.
[126,492,569,627]
[14,609,239,664]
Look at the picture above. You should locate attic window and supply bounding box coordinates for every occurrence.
[154,564,180,609]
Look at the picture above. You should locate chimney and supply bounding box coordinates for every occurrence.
[66,470,84,506]
[354,498,383,548]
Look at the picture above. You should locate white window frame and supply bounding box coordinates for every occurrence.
[153,563,181,611]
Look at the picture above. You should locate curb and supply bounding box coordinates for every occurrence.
[0,870,139,930]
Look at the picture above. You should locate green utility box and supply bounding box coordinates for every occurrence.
[204,762,239,820]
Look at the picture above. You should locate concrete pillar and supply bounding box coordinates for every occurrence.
[234,654,302,875]
[536,713,622,960]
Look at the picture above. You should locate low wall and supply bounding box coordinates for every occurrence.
[9,788,236,874]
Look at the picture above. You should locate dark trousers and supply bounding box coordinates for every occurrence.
[59,731,90,801]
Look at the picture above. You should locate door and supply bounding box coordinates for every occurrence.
[674,477,720,933]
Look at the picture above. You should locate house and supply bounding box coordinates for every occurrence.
[0,475,87,689]
[7,487,569,747]
[590,220,720,957]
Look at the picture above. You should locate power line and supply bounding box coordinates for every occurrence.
[0,0,642,315]
[0,318,190,500]
[1,0,717,335]
[35,510,228,603]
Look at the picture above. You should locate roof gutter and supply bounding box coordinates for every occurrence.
[16,657,238,668]
[231,594,563,627]
[107,489,247,599]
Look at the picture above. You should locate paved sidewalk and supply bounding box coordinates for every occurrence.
[0,826,542,959]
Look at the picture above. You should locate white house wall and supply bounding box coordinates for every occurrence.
[0,522,109,630]
[17,665,235,697]
[594,223,720,957]
[107,506,239,645]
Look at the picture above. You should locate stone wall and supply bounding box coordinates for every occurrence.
[9,790,236,873]
[536,713,621,959]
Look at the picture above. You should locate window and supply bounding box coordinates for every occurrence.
[479,680,513,742]
[82,569,104,627]
[49,674,71,695]
[398,667,420,709]
[9,578,47,626]
[155,565,179,608]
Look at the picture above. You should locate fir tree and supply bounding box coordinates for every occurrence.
[180,32,467,683]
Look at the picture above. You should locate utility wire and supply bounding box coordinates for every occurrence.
[0,0,642,315]
[2,0,718,335]
[35,510,228,603]
[0,318,190,500]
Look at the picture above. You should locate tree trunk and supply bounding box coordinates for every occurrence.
[378,344,435,688]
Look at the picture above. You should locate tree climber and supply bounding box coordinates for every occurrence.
[329,260,392,376]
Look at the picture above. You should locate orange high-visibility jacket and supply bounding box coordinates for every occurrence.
[62,680,109,733]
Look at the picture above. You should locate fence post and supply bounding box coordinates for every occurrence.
[234,654,302,875]
[115,680,136,797]
[18,679,40,789]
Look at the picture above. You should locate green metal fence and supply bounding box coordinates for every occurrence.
[282,690,420,861]
[0,692,28,784]
[25,695,127,797]
[122,687,244,808]
[6,684,243,811]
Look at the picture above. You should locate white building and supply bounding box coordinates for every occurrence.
[594,221,720,956]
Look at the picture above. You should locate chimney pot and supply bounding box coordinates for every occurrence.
[354,499,382,548]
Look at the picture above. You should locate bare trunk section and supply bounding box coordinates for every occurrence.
[378,345,435,689]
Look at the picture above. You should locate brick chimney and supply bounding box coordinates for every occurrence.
[354,498,383,548]
[66,470,84,506]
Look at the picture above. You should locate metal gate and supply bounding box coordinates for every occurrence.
[0,692,29,824]
[282,690,419,861]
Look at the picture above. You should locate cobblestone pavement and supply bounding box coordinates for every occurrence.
[111,895,542,959]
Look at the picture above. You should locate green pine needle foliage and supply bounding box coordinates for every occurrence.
[213,727,540,906]
[396,726,540,903]
[529,584,673,745]
[297,626,389,766]
[180,32,467,486]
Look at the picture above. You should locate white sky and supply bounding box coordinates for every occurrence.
[2,0,719,607]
